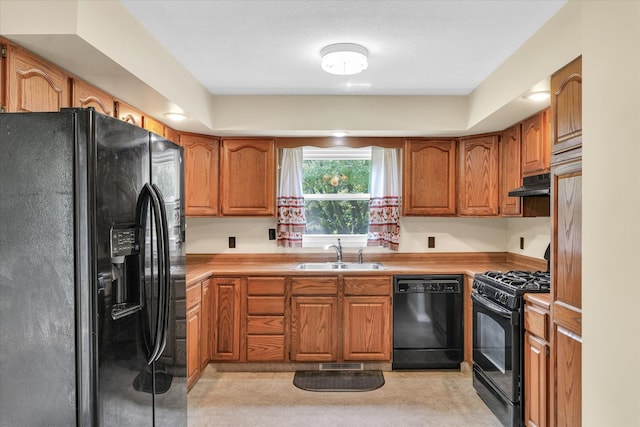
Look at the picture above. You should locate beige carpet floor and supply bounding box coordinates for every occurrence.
[188,367,503,427]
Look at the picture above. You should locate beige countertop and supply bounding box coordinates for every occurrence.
[185,252,547,286]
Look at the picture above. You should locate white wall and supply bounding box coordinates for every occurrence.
[186,216,550,259]
[582,2,640,425]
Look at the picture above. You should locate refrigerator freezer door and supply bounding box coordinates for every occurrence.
[0,112,79,426]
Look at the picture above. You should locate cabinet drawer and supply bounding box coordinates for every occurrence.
[291,277,338,295]
[525,305,549,340]
[247,335,285,362]
[247,316,285,334]
[247,296,285,315]
[344,276,392,296]
[247,277,285,295]
[186,283,202,309]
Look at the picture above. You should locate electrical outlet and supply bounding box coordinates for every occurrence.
[520,237,525,250]
[268,228,276,240]
[428,236,435,248]
[229,237,236,248]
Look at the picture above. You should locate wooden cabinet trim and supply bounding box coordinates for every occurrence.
[247,296,285,315]
[343,276,391,296]
[291,277,338,295]
[186,283,202,308]
[247,277,286,295]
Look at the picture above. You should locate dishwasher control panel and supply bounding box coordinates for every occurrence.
[394,276,462,293]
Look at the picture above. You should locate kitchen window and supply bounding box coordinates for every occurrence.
[301,146,371,247]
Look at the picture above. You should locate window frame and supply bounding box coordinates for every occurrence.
[301,146,371,248]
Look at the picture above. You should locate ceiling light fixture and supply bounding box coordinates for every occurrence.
[163,112,188,122]
[522,90,550,102]
[321,43,368,76]
[332,131,348,138]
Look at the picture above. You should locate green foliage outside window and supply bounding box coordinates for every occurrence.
[302,159,370,235]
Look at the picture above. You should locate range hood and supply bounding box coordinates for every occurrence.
[508,173,550,197]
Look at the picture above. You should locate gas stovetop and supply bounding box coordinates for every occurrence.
[473,270,550,309]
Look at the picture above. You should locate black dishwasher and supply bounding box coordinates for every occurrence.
[392,275,463,370]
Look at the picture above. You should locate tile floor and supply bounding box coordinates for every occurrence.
[188,367,502,427]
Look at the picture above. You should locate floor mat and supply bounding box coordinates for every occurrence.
[293,370,384,392]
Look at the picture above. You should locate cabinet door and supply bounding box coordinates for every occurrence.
[182,134,219,216]
[522,109,550,176]
[550,160,582,426]
[551,56,582,155]
[220,138,276,216]
[402,139,456,215]
[115,100,143,127]
[143,115,165,137]
[343,296,390,361]
[458,135,500,216]
[186,303,201,389]
[500,124,522,216]
[211,278,241,361]
[6,44,70,112]
[524,332,548,427]
[290,296,338,362]
[71,78,114,116]
[200,279,211,369]
[165,127,179,144]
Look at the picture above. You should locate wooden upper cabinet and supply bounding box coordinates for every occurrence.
[71,78,114,116]
[402,139,457,216]
[458,134,500,216]
[114,100,143,128]
[551,56,582,155]
[500,124,522,217]
[182,133,219,216]
[5,44,70,113]
[165,127,180,144]
[220,138,276,216]
[522,109,550,176]
[143,115,165,137]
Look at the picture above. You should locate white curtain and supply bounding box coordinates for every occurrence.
[367,147,401,251]
[277,148,306,247]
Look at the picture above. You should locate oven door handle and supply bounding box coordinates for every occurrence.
[471,292,513,319]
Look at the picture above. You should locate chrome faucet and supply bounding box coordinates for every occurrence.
[327,238,343,263]
[358,248,364,264]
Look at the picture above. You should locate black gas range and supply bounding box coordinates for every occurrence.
[473,270,550,309]
[471,270,550,427]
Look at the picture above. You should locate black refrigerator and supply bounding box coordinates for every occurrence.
[0,109,187,426]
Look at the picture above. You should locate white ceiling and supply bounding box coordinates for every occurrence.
[119,0,567,96]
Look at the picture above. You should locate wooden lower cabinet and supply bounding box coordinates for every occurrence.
[343,296,390,360]
[290,295,339,362]
[343,276,391,361]
[524,294,551,427]
[246,277,286,362]
[200,279,211,369]
[186,281,203,390]
[211,277,242,361]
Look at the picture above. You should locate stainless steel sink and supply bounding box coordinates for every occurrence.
[293,262,385,270]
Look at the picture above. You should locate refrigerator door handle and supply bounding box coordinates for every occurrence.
[146,184,167,365]
[151,183,171,363]
[135,183,166,365]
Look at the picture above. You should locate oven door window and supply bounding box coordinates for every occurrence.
[472,292,519,402]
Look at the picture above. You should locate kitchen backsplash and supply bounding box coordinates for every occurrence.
[185,216,551,260]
